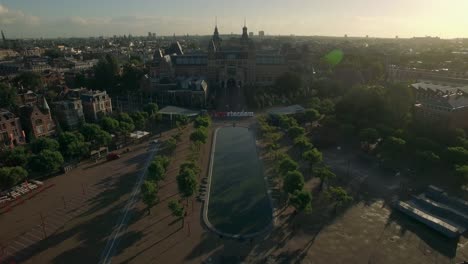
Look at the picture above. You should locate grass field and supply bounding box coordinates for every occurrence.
[207,126,272,236]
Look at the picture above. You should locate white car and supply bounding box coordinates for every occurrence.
[150,139,159,145]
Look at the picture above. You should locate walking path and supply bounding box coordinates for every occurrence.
[99,145,158,264]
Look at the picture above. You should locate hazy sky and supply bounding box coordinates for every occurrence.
[1,0,467,38]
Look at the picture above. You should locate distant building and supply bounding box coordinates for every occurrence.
[142,76,209,108]
[16,91,38,106]
[0,109,25,150]
[249,32,254,37]
[19,97,56,141]
[259,31,265,37]
[51,99,84,130]
[412,81,468,129]
[150,24,295,90]
[80,90,112,122]
[388,66,468,84]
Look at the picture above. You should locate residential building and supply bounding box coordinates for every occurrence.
[80,90,113,122]
[388,66,468,84]
[51,99,84,130]
[0,109,25,150]
[19,97,56,141]
[412,81,468,129]
[16,91,38,106]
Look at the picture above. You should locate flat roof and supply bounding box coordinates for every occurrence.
[267,104,305,115]
[158,105,199,116]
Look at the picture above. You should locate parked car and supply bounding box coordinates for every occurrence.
[150,139,159,145]
[106,153,121,161]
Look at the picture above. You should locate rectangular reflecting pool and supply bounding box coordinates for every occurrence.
[205,126,272,237]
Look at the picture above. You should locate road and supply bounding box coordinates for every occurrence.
[99,144,158,264]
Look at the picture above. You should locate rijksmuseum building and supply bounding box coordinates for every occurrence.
[144,23,307,108]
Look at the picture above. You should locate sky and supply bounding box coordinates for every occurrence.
[1,0,468,39]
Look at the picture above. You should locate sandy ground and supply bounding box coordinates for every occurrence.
[2,118,468,264]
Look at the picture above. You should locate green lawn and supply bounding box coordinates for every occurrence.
[207,126,272,236]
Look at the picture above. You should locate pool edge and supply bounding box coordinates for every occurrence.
[202,124,274,239]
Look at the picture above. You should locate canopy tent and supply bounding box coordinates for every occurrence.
[158,105,199,120]
[266,104,305,116]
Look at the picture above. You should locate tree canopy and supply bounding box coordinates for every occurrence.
[28,150,64,175]
[168,200,185,218]
[290,189,312,213]
[100,116,120,133]
[0,166,28,190]
[141,180,158,214]
[0,83,17,108]
[176,167,198,198]
[278,157,299,176]
[190,127,208,144]
[302,148,323,166]
[80,123,112,147]
[30,137,60,154]
[283,170,305,194]
[288,126,306,140]
[58,132,89,160]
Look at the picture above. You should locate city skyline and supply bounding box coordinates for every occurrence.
[1,0,468,39]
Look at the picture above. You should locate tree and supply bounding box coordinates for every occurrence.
[274,72,302,98]
[278,115,298,130]
[130,111,148,130]
[168,200,185,226]
[180,161,201,175]
[143,103,159,115]
[147,161,166,182]
[0,83,17,108]
[415,150,440,169]
[290,189,312,213]
[13,72,42,91]
[454,165,468,182]
[319,99,335,115]
[165,138,177,154]
[313,166,336,191]
[80,123,112,147]
[121,64,145,92]
[294,136,313,152]
[288,126,305,140]
[326,186,353,212]
[100,116,120,133]
[359,128,380,144]
[91,54,119,93]
[141,181,158,214]
[118,113,134,125]
[175,115,189,126]
[154,156,170,170]
[190,127,208,145]
[0,166,28,190]
[283,170,305,194]
[278,157,299,176]
[58,132,89,160]
[194,115,211,128]
[302,148,323,171]
[304,108,320,123]
[30,137,60,154]
[28,150,64,175]
[2,147,30,167]
[119,121,135,141]
[445,147,468,166]
[176,167,198,198]
[380,136,406,164]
